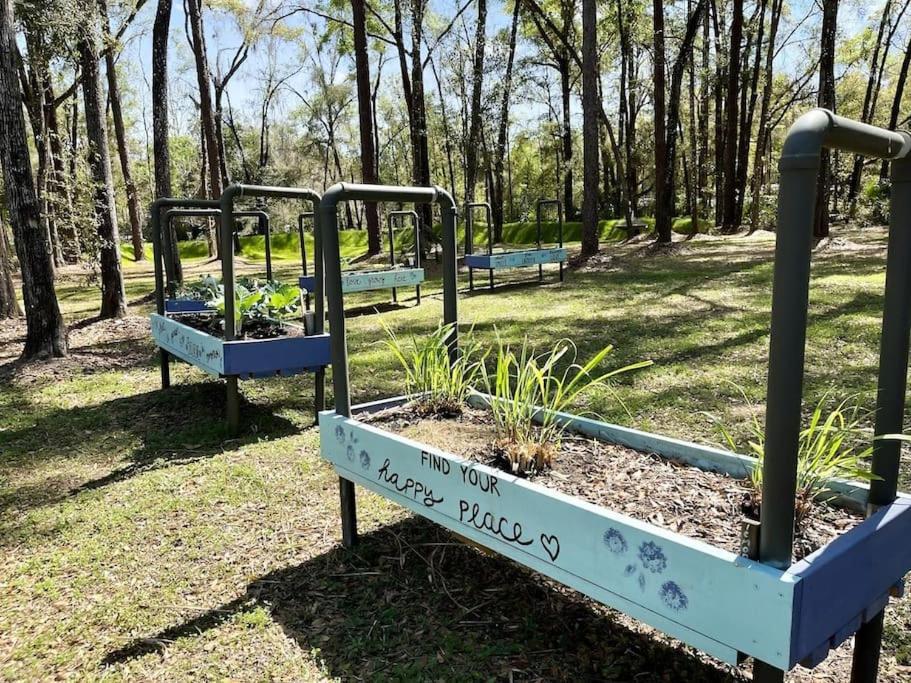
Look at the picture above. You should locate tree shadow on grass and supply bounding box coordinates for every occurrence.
[101,516,743,682]
[0,382,299,519]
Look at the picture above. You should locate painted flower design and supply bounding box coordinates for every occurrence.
[359,449,371,470]
[346,444,355,462]
[638,541,667,574]
[335,425,346,444]
[603,528,628,555]
[659,581,689,611]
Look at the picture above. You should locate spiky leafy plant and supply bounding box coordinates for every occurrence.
[708,390,879,522]
[382,321,486,415]
[480,334,652,473]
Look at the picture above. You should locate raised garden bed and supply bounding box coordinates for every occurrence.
[302,266,425,294]
[319,394,911,671]
[151,313,329,379]
[464,247,566,270]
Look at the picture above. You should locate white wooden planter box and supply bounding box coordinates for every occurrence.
[319,396,911,672]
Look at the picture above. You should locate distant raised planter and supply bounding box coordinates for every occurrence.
[151,313,329,379]
[163,298,209,314]
[465,199,566,291]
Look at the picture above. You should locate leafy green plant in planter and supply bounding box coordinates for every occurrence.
[175,274,221,301]
[480,334,652,474]
[708,390,880,523]
[383,321,486,416]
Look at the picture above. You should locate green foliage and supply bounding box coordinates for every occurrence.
[382,321,487,416]
[708,390,879,521]
[175,275,220,301]
[858,178,891,226]
[480,334,652,473]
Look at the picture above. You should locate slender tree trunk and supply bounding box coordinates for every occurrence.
[464,0,487,203]
[0,0,66,357]
[0,215,20,318]
[351,0,380,254]
[558,55,575,218]
[814,0,838,240]
[152,0,181,282]
[656,1,707,243]
[720,0,743,232]
[848,0,893,210]
[881,30,911,179]
[750,0,782,232]
[42,74,77,263]
[79,27,128,319]
[492,0,520,242]
[581,0,600,256]
[734,0,766,224]
[410,0,433,229]
[186,0,222,257]
[711,0,725,226]
[653,0,669,242]
[100,0,144,261]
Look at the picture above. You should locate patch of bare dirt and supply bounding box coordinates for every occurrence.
[364,404,861,561]
[0,315,154,386]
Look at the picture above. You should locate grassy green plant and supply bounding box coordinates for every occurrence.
[382,321,486,415]
[480,334,652,473]
[709,390,879,520]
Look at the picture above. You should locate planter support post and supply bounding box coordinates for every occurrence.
[466,202,494,290]
[388,210,422,304]
[850,140,911,683]
[536,199,564,282]
[321,183,458,546]
[759,109,911,683]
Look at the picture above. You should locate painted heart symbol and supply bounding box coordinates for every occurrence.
[540,534,560,562]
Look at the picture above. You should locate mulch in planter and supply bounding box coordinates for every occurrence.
[361,404,862,561]
[171,313,301,340]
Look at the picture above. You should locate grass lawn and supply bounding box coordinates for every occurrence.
[1,228,909,681]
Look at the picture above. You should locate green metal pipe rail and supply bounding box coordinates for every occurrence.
[387,209,422,304]
[757,108,911,682]
[319,182,457,547]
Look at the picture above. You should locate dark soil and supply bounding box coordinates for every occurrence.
[362,404,862,562]
[174,313,298,340]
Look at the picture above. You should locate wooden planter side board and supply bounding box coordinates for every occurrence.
[464,247,567,270]
[151,313,330,379]
[164,299,211,313]
[322,396,911,671]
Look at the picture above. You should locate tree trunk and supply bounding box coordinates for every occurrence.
[734,0,766,224]
[152,0,181,282]
[410,0,433,229]
[79,28,128,319]
[720,0,743,232]
[711,0,726,226]
[653,0,669,242]
[351,0,380,254]
[848,0,893,210]
[558,55,575,218]
[100,0,144,261]
[464,0,487,203]
[0,0,66,357]
[881,29,911,179]
[749,0,782,232]
[0,215,20,318]
[580,0,600,256]
[814,0,838,240]
[656,1,707,243]
[186,0,223,257]
[492,0,520,242]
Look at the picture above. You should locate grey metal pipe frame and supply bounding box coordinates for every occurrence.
[465,201,494,291]
[320,183,458,548]
[387,209,422,304]
[150,197,221,389]
[164,208,274,280]
[220,184,325,435]
[297,212,314,311]
[756,108,911,683]
[536,198,564,283]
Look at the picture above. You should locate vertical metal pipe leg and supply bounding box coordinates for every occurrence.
[314,369,325,424]
[752,660,786,683]
[160,349,171,388]
[538,263,543,281]
[339,477,358,547]
[469,267,474,292]
[415,284,421,305]
[850,147,911,683]
[226,376,240,434]
[488,268,494,290]
[392,286,398,304]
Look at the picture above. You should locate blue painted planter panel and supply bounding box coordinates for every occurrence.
[786,496,911,667]
[151,313,224,375]
[165,299,211,313]
[151,314,331,378]
[340,268,424,293]
[298,275,316,292]
[319,411,798,669]
[465,248,566,270]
